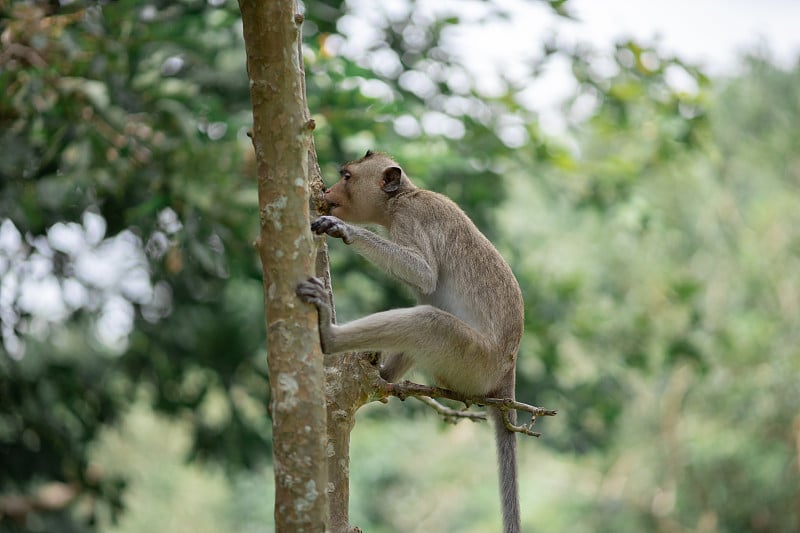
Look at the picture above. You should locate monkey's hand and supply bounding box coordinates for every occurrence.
[311,216,353,244]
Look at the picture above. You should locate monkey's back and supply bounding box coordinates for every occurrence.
[388,189,524,360]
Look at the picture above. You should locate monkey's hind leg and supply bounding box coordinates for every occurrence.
[296,279,413,382]
[333,307,499,395]
[297,278,502,394]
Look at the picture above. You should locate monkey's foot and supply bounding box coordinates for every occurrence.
[295,277,329,307]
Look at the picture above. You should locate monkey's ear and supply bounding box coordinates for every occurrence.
[364,149,374,158]
[381,166,403,195]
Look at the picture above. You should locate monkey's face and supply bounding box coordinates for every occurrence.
[323,181,346,219]
[324,168,380,224]
[324,152,404,226]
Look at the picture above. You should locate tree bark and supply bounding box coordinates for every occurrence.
[238,1,328,530]
[324,352,377,533]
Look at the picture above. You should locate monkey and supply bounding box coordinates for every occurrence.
[296,150,525,533]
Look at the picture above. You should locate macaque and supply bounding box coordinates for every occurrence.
[296,151,524,533]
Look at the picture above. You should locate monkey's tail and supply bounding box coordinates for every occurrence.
[491,406,520,533]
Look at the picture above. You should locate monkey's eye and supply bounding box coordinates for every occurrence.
[341,171,352,181]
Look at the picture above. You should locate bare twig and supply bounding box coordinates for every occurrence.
[414,396,488,423]
[377,379,557,437]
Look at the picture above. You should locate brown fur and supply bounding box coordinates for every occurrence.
[297,151,524,533]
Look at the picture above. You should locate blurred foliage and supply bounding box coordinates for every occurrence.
[1,0,799,531]
[1,0,266,528]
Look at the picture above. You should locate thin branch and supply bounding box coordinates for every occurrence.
[501,405,543,438]
[378,380,557,437]
[414,396,488,423]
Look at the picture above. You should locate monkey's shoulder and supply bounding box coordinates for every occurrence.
[391,188,512,270]
[392,188,473,227]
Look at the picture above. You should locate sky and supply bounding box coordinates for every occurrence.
[447,0,800,76]
[441,0,800,130]
[341,0,800,134]
[565,0,800,71]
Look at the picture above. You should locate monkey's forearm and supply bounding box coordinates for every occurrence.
[311,216,434,292]
[347,226,436,294]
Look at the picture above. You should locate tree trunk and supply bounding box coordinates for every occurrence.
[238,1,328,530]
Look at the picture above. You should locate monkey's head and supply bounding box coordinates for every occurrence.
[324,150,414,226]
